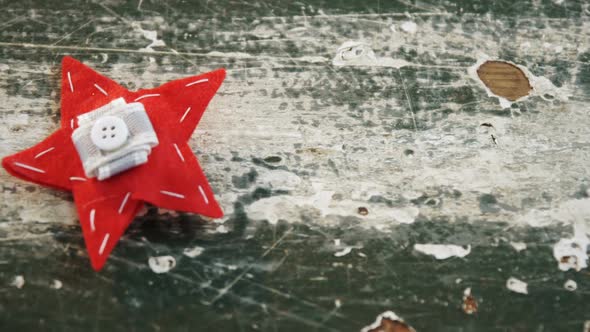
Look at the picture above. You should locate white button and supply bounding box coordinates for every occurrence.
[90,115,129,151]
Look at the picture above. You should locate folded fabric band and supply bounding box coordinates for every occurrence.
[72,98,159,180]
[97,149,148,180]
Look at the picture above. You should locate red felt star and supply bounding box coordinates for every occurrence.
[2,56,225,270]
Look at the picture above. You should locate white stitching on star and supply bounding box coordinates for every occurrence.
[160,190,185,199]
[94,83,108,96]
[34,147,55,159]
[173,143,185,162]
[90,209,96,232]
[69,177,87,182]
[185,78,208,87]
[118,192,131,214]
[14,162,45,173]
[99,233,110,255]
[180,106,191,123]
[67,71,74,92]
[198,185,209,205]
[134,94,160,101]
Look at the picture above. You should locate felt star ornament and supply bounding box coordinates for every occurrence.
[2,56,225,271]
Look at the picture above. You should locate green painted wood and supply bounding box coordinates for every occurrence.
[1,0,589,331]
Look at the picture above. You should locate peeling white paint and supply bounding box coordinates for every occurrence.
[257,170,302,190]
[213,225,229,234]
[506,277,528,294]
[334,298,342,308]
[50,279,63,290]
[518,198,590,228]
[334,247,352,257]
[564,279,577,291]
[10,275,25,289]
[246,192,419,228]
[332,41,410,68]
[553,223,589,272]
[132,23,166,52]
[510,242,527,252]
[414,244,471,259]
[400,21,418,34]
[183,246,204,258]
[463,287,472,296]
[360,310,415,332]
[148,255,176,274]
[390,206,420,224]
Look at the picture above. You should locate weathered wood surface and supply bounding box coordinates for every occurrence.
[0,0,589,331]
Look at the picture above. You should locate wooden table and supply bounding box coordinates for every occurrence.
[1,0,589,330]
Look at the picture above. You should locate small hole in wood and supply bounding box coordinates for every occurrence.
[462,294,478,315]
[357,207,369,216]
[403,149,414,156]
[264,156,282,163]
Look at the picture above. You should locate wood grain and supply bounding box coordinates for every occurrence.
[476,60,532,101]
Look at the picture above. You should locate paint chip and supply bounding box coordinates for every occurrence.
[183,246,204,258]
[50,279,63,290]
[476,61,532,101]
[553,224,589,272]
[361,311,416,332]
[510,242,527,252]
[148,255,176,274]
[11,275,25,289]
[414,244,471,260]
[564,279,577,292]
[333,41,376,67]
[462,287,478,315]
[506,277,528,294]
[334,247,353,257]
[332,41,410,68]
[400,21,418,34]
[213,225,229,234]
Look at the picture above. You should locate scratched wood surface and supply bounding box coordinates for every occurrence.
[1,0,590,331]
